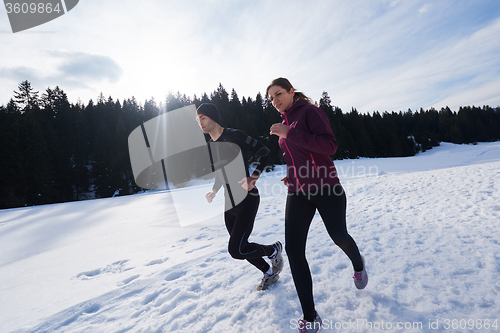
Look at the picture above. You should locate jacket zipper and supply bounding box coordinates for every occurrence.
[283,113,304,192]
[310,153,318,173]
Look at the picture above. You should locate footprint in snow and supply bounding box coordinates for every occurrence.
[76,268,101,279]
[334,263,348,270]
[141,290,163,305]
[186,244,212,254]
[493,283,500,295]
[165,270,187,281]
[145,258,168,266]
[75,260,132,280]
[60,302,101,326]
[195,233,212,240]
[83,303,101,314]
[153,288,181,308]
[118,274,140,286]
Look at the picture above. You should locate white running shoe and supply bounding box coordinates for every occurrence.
[256,265,280,291]
[269,241,284,274]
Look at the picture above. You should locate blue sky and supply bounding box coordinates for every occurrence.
[1,0,500,113]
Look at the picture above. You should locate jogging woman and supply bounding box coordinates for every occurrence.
[266,78,368,332]
[196,103,283,291]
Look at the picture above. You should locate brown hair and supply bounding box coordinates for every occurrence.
[265,77,313,105]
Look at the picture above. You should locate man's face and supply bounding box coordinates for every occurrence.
[196,114,216,133]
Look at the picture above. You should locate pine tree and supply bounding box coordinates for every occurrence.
[211,83,230,127]
[13,80,39,112]
[41,86,77,202]
[229,88,242,128]
[3,79,500,208]
[438,106,454,142]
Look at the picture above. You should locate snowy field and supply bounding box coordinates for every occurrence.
[1,142,500,333]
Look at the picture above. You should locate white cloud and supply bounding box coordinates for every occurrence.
[50,51,123,83]
[419,4,430,14]
[390,0,402,8]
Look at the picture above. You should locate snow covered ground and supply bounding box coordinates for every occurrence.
[1,142,499,333]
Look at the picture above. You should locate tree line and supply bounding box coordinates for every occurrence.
[1,80,499,209]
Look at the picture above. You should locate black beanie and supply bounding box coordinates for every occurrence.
[196,103,220,125]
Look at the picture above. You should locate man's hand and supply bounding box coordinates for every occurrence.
[205,190,216,203]
[239,174,259,191]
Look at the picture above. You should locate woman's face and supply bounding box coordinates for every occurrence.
[267,85,295,113]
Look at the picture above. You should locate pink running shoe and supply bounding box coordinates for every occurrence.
[298,312,323,333]
[353,256,368,290]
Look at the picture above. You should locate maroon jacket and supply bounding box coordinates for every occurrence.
[279,100,340,192]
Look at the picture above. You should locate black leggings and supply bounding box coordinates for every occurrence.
[225,188,274,273]
[285,184,363,321]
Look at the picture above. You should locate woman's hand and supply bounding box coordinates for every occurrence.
[270,123,289,138]
[281,176,288,187]
[239,174,259,191]
[205,190,216,203]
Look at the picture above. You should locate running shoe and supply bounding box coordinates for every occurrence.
[256,265,280,291]
[268,241,284,274]
[353,255,368,290]
[298,312,323,333]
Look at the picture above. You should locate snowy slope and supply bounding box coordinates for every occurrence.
[1,142,499,333]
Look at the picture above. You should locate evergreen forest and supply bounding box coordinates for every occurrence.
[1,80,499,209]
